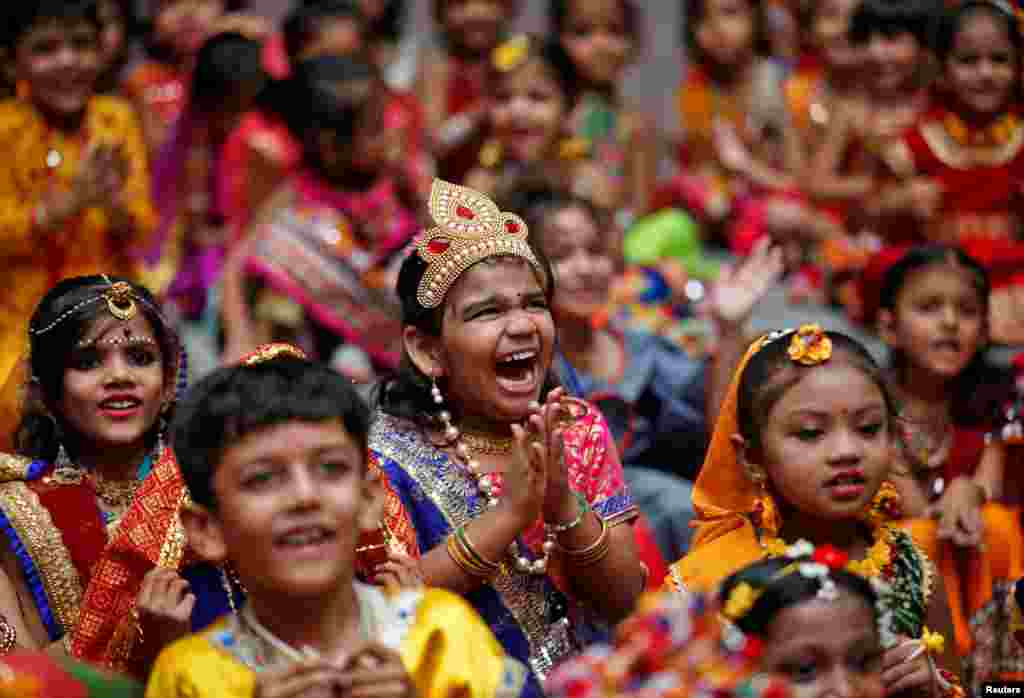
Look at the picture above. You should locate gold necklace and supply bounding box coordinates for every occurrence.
[460,430,513,455]
[90,473,140,509]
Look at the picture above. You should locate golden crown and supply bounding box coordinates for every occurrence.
[415,179,541,309]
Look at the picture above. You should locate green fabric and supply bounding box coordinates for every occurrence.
[57,658,144,698]
[623,209,720,280]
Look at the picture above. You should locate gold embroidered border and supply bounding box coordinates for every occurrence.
[0,482,84,635]
[0,455,31,484]
[920,120,1024,169]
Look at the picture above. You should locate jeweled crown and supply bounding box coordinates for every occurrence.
[415,179,541,309]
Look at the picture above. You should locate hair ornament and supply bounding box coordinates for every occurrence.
[29,276,160,336]
[493,33,531,72]
[415,179,541,309]
[241,343,309,366]
[787,324,832,366]
[723,582,762,621]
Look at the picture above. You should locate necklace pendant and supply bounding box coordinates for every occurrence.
[46,149,62,170]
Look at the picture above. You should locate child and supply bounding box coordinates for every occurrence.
[123,0,237,156]
[416,0,518,182]
[671,0,836,277]
[719,548,962,698]
[880,1,1024,345]
[551,0,655,226]
[465,35,612,223]
[872,245,1024,657]
[148,344,531,698]
[806,0,936,255]
[0,0,156,447]
[220,54,418,370]
[665,324,962,694]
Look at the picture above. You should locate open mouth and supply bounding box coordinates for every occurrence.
[932,338,962,354]
[494,349,540,394]
[824,469,866,500]
[275,525,337,552]
[99,396,142,416]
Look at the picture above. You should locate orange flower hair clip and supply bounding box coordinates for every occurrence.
[787,324,832,366]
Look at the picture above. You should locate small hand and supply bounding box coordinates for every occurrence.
[907,178,943,221]
[928,477,984,548]
[880,637,936,696]
[712,119,752,175]
[708,237,784,331]
[254,656,345,698]
[338,642,416,698]
[135,567,196,652]
[373,552,425,590]
[505,420,547,529]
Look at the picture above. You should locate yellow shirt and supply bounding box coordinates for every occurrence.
[0,95,155,446]
[146,585,529,698]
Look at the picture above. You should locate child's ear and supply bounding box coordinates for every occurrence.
[180,503,228,565]
[358,472,385,534]
[731,433,767,486]
[402,325,445,380]
[877,308,900,348]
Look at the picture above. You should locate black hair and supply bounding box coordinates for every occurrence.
[719,555,880,636]
[932,1,1022,103]
[269,54,375,166]
[878,244,1012,426]
[683,0,772,63]
[737,330,895,451]
[6,0,102,47]
[189,31,267,114]
[284,0,364,62]
[499,184,603,254]
[487,34,578,103]
[360,0,407,42]
[15,275,180,462]
[849,0,939,46]
[375,239,559,424]
[171,356,371,509]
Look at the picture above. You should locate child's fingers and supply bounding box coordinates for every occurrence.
[883,662,932,696]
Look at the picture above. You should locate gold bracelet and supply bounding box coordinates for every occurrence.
[0,614,16,655]
[447,530,499,579]
[556,515,611,567]
[458,526,502,574]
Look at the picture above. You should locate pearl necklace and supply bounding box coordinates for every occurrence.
[431,380,554,575]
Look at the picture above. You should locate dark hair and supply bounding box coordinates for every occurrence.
[360,0,407,42]
[6,0,101,46]
[15,276,180,462]
[849,0,939,46]
[683,0,772,63]
[375,240,558,423]
[284,0,364,62]
[932,1,1022,102]
[737,331,895,450]
[171,356,371,509]
[499,185,603,254]
[487,34,578,102]
[431,0,519,31]
[719,556,880,636]
[190,31,267,114]
[268,54,376,175]
[878,244,1012,426]
[549,0,640,84]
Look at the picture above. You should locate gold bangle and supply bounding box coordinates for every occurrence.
[457,526,502,573]
[556,515,611,567]
[447,531,498,579]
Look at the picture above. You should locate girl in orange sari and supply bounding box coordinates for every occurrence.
[665,325,961,696]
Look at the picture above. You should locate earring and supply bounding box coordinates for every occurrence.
[155,415,168,458]
[220,564,246,617]
[53,443,83,485]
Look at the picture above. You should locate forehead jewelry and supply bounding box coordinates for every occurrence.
[30,277,162,336]
[414,179,542,309]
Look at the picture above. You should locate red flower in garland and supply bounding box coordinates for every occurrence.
[813,545,848,570]
[741,635,764,660]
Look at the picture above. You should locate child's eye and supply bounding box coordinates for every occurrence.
[794,428,824,441]
[782,661,818,683]
[69,350,102,371]
[470,307,499,320]
[242,470,277,489]
[859,422,884,437]
[128,347,158,367]
[319,461,350,477]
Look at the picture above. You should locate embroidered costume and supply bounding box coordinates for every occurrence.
[146,583,529,698]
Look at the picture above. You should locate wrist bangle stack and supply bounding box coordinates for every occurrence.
[556,515,611,568]
[447,526,501,580]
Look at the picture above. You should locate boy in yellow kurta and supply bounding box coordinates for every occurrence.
[146,344,529,698]
[0,2,156,449]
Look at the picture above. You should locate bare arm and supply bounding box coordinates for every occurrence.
[804,102,875,202]
[624,109,658,216]
[973,440,1006,503]
[0,546,51,652]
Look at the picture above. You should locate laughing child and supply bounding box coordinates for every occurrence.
[146,344,530,698]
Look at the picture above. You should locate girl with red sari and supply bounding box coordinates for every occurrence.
[0,276,234,678]
[880,1,1024,345]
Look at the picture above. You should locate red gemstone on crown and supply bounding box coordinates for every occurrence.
[427,238,451,255]
[505,220,520,234]
[455,205,476,220]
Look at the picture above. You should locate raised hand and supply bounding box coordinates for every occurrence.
[135,567,196,653]
[373,552,426,590]
[708,237,784,332]
[504,418,547,529]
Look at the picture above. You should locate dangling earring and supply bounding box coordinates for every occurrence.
[155,414,168,459]
[220,564,246,617]
[53,443,82,485]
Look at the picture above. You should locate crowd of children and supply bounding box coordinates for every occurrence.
[0,0,1023,695]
